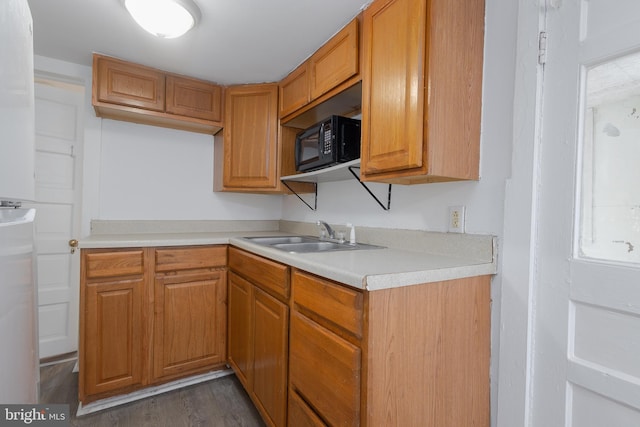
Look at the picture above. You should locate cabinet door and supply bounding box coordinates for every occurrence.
[289,312,361,427]
[361,0,426,175]
[166,76,223,122]
[223,84,279,188]
[279,63,310,118]
[253,288,289,427]
[94,55,165,112]
[153,269,227,381]
[83,278,144,397]
[228,272,254,389]
[309,18,359,100]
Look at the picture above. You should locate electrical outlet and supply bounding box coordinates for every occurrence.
[448,205,465,233]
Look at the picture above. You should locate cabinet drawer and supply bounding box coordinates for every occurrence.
[290,312,361,427]
[84,249,145,279]
[228,247,289,299]
[292,270,363,338]
[288,391,327,427]
[155,246,227,272]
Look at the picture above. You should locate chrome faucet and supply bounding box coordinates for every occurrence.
[316,220,336,241]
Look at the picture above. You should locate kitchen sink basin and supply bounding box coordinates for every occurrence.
[243,236,318,245]
[242,235,384,253]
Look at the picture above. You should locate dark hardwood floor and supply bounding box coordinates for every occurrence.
[39,361,265,427]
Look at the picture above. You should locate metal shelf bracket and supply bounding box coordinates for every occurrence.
[282,180,318,211]
[348,165,392,211]
[280,163,392,211]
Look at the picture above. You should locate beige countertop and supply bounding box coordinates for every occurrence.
[79,221,497,291]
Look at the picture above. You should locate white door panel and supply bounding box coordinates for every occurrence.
[533,0,640,425]
[27,78,84,359]
[570,385,640,427]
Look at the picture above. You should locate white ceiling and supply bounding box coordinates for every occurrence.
[27,0,371,85]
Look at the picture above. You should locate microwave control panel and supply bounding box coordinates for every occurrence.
[323,127,332,155]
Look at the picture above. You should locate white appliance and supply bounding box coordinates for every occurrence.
[0,0,39,403]
[0,209,39,403]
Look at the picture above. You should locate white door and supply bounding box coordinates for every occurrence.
[531,0,640,425]
[26,77,84,360]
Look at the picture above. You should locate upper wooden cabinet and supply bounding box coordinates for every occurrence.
[360,0,484,184]
[309,18,359,100]
[215,84,312,194]
[279,63,310,118]
[165,75,223,122]
[279,17,360,121]
[216,83,280,191]
[92,54,223,134]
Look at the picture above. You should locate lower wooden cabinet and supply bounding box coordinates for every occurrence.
[82,276,145,398]
[79,248,147,401]
[252,287,289,426]
[81,244,490,426]
[289,270,363,427]
[287,269,491,427]
[289,311,361,427]
[79,245,228,404]
[228,248,290,427]
[153,268,227,381]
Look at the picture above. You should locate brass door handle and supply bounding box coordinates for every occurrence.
[69,239,78,254]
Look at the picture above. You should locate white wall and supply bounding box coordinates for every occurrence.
[97,119,284,221]
[34,0,520,422]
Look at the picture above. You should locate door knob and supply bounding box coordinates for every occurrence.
[69,239,78,254]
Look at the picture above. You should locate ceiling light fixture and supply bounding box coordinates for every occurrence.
[122,0,201,39]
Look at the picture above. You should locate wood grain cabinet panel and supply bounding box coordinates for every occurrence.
[155,245,227,272]
[278,17,360,122]
[166,75,223,122]
[92,54,223,134]
[309,18,359,101]
[83,278,144,397]
[253,288,289,427]
[288,268,491,426]
[279,63,310,118]
[80,248,147,403]
[228,250,290,427]
[153,269,227,381]
[364,275,491,426]
[361,0,484,183]
[221,84,280,190]
[228,247,289,300]
[94,55,165,111]
[80,245,228,404]
[292,270,363,339]
[287,391,327,427]
[289,311,361,427]
[228,272,254,390]
[84,249,144,279]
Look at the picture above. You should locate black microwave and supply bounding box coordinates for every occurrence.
[295,115,361,172]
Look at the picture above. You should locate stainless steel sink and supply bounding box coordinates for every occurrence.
[242,235,384,253]
[243,236,318,245]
